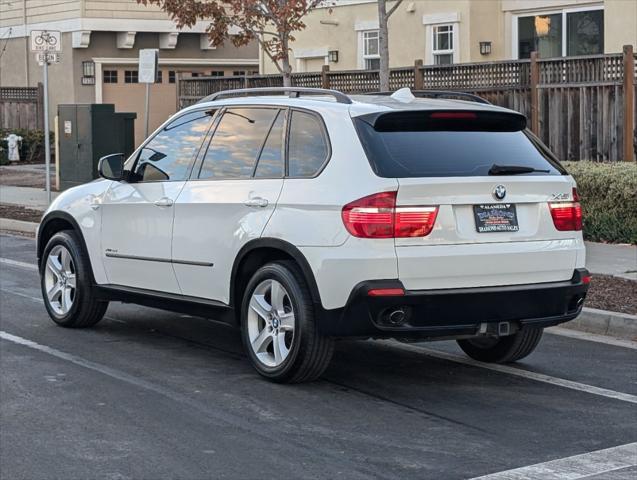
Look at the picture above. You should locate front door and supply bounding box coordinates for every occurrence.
[100,109,215,293]
[172,107,286,302]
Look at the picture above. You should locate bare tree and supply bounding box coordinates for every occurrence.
[377,0,403,91]
[137,0,324,86]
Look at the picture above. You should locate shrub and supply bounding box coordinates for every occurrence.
[0,128,48,164]
[563,161,637,244]
[0,145,7,165]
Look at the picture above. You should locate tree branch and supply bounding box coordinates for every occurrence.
[387,0,404,18]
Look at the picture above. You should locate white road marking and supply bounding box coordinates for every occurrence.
[385,341,637,405]
[2,258,635,404]
[0,257,38,271]
[0,330,193,401]
[0,287,122,325]
[547,326,637,351]
[469,442,637,480]
[0,287,42,303]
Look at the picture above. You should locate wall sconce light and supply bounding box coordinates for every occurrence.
[479,41,492,55]
[82,60,96,85]
[82,60,95,77]
[328,50,339,63]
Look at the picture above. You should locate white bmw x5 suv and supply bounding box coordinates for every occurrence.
[38,87,589,383]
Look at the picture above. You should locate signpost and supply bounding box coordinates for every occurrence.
[30,30,61,204]
[139,49,158,139]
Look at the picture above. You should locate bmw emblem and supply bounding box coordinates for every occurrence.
[493,185,507,200]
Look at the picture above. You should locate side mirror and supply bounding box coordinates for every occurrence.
[98,153,125,181]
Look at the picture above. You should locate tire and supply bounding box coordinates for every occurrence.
[40,230,108,328]
[457,328,543,363]
[240,261,334,383]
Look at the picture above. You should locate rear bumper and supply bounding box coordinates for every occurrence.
[318,268,590,339]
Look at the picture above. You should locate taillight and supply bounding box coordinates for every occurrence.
[395,207,439,237]
[549,187,582,231]
[341,192,439,238]
[341,191,396,238]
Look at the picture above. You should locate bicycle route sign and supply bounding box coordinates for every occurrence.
[30,30,62,52]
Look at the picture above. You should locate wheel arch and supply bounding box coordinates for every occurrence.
[37,212,91,276]
[230,238,322,320]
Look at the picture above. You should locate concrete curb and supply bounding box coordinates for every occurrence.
[564,307,637,339]
[0,218,38,234]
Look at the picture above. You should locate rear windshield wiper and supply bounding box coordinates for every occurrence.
[488,164,550,175]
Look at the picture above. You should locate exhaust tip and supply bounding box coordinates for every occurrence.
[377,307,411,327]
[388,309,406,326]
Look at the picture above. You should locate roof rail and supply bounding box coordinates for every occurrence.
[198,87,352,105]
[365,89,491,105]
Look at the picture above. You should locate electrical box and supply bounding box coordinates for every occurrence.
[57,104,136,190]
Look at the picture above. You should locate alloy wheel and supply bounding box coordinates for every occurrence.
[247,279,296,367]
[44,245,77,316]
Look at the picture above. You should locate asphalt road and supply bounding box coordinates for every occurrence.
[1,233,636,480]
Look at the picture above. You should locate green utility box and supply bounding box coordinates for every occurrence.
[58,104,136,190]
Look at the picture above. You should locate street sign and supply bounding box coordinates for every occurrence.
[30,30,61,52]
[30,30,61,205]
[139,49,158,83]
[36,52,61,66]
[139,49,159,139]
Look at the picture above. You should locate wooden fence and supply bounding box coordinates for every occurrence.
[0,84,44,131]
[179,46,636,162]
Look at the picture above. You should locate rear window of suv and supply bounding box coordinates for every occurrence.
[354,110,565,178]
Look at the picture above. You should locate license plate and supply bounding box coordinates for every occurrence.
[473,204,519,233]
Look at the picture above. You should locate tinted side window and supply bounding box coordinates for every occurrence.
[199,108,279,179]
[288,111,329,177]
[254,110,285,178]
[133,111,213,182]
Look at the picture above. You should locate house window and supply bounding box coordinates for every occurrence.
[168,71,176,84]
[516,8,604,58]
[432,24,454,65]
[518,14,562,58]
[363,30,380,70]
[566,9,604,56]
[191,72,200,78]
[233,70,246,76]
[124,70,138,83]
[156,70,163,83]
[103,70,118,84]
[210,71,224,77]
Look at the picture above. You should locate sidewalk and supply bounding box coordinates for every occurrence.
[585,241,637,280]
[0,186,58,210]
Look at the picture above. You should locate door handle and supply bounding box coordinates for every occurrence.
[244,197,269,208]
[154,197,174,207]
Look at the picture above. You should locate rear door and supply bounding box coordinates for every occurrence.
[354,109,582,290]
[172,107,285,303]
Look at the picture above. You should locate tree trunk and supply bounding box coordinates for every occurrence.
[281,56,292,87]
[377,0,390,92]
[281,35,292,87]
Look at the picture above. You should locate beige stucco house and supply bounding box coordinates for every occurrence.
[260,0,637,74]
[0,0,259,145]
